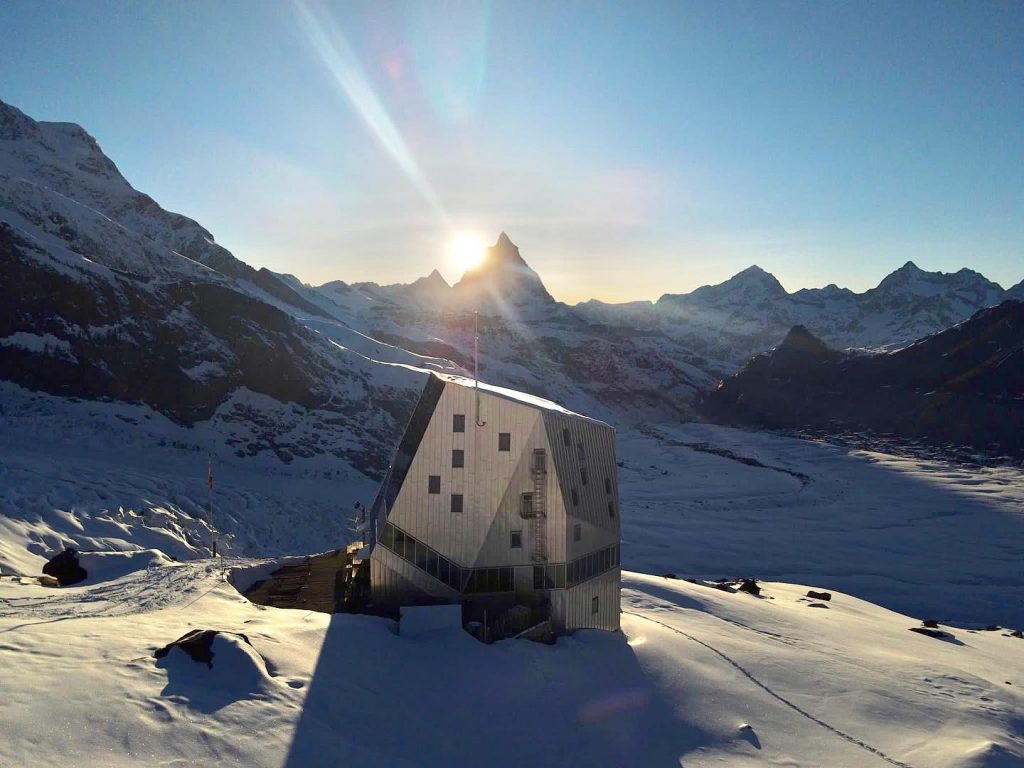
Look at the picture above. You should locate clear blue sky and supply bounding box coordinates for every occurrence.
[2,0,1021,302]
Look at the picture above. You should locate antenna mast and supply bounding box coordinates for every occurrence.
[474,310,486,426]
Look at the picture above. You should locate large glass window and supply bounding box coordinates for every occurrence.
[428,475,441,494]
[452,449,464,468]
[414,541,428,570]
[498,432,511,452]
[520,493,533,517]
[379,522,395,549]
[453,414,465,432]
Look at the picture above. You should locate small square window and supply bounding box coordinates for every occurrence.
[452,449,465,468]
[580,467,588,485]
[562,428,571,446]
[498,432,511,452]
[604,477,612,494]
[608,501,616,518]
[573,523,582,542]
[592,595,599,615]
[453,414,465,432]
[571,488,579,507]
[451,493,463,513]
[428,475,441,494]
[510,530,522,549]
[577,442,585,461]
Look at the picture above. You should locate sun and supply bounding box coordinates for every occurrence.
[448,233,487,274]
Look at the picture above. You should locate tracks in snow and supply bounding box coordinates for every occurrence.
[623,609,915,768]
[0,560,226,632]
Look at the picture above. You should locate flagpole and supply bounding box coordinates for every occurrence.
[207,456,217,558]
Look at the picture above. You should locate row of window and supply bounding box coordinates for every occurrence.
[378,521,515,594]
[379,521,619,594]
[533,543,620,590]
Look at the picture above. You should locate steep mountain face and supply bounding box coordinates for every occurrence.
[0,100,330,318]
[0,101,422,474]
[701,301,1024,456]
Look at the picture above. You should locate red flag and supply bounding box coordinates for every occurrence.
[207,459,214,491]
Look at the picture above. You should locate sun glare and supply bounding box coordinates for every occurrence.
[449,233,486,274]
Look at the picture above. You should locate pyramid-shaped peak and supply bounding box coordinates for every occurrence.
[737,264,770,276]
[722,264,786,293]
[778,324,831,356]
[453,232,553,306]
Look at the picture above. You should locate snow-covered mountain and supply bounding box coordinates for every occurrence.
[575,260,1022,365]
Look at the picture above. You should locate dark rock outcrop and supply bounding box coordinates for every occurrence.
[153,629,252,668]
[42,548,87,586]
[702,301,1024,457]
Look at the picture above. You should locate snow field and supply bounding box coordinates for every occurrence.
[0,561,1020,767]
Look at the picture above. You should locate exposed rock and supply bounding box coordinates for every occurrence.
[806,590,832,601]
[909,626,956,641]
[737,578,761,596]
[42,548,87,586]
[154,629,252,669]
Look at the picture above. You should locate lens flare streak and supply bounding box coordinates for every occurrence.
[293,0,448,224]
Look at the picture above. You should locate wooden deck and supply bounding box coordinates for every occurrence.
[245,549,351,614]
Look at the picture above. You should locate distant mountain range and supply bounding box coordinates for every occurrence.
[1,97,1021,467]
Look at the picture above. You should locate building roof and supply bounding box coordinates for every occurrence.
[432,372,610,427]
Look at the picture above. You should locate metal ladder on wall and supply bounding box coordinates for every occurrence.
[532,450,547,562]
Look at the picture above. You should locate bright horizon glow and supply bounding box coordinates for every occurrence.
[0,2,1021,303]
[447,233,486,276]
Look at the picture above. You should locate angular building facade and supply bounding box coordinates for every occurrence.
[362,373,621,635]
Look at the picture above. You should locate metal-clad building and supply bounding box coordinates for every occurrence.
[362,372,621,634]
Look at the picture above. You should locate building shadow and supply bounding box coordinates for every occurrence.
[282,611,715,767]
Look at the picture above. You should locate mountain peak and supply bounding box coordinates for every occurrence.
[452,232,554,308]
[778,324,831,356]
[713,264,787,298]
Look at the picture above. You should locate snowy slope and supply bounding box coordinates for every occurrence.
[0,559,1019,768]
